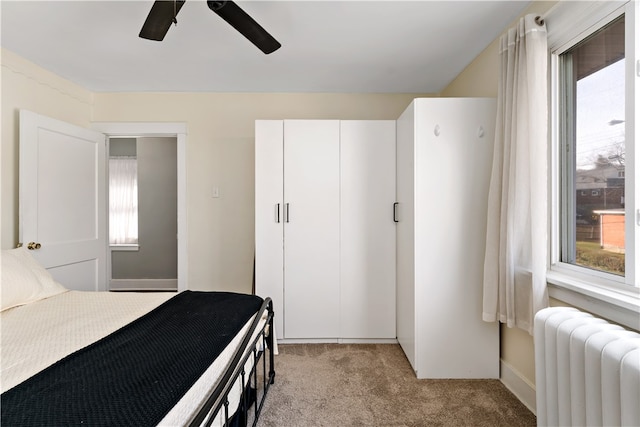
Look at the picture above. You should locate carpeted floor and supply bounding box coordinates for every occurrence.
[255,343,536,427]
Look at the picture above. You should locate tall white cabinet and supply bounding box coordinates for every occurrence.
[255,120,396,341]
[396,98,499,379]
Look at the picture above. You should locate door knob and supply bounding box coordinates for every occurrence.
[27,242,42,250]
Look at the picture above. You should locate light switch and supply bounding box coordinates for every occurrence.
[212,186,220,198]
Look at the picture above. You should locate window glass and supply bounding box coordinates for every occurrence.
[109,157,139,245]
[560,16,626,276]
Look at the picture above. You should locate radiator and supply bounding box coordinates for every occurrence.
[534,307,640,427]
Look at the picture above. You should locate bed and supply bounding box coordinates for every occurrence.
[0,247,276,426]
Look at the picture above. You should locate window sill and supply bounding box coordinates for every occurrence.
[110,244,139,252]
[546,270,640,331]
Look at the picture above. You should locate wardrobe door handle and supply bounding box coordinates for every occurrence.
[276,203,281,223]
[285,203,290,223]
[393,202,399,223]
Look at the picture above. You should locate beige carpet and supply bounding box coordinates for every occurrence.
[255,344,536,427]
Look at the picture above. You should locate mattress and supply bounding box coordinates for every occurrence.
[1,290,268,426]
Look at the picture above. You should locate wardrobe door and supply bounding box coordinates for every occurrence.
[339,120,396,339]
[255,120,285,339]
[283,120,340,338]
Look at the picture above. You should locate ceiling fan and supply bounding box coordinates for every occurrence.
[139,0,281,54]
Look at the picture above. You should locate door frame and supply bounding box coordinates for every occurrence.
[92,122,188,292]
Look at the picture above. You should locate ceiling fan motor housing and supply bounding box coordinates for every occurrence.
[207,1,227,12]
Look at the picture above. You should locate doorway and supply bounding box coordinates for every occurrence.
[93,122,188,292]
[108,137,178,291]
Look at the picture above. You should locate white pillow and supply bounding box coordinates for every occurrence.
[1,247,68,311]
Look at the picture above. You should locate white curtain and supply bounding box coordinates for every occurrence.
[109,157,138,244]
[482,14,549,334]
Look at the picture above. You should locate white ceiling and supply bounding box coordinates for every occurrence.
[0,1,530,93]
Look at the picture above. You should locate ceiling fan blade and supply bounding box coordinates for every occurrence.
[139,0,186,41]
[207,1,281,54]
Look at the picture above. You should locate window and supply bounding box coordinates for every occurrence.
[549,0,638,326]
[109,156,138,246]
[558,14,627,278]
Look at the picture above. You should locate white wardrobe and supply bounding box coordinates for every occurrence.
[255,120,396,341]
[396,98,499,379]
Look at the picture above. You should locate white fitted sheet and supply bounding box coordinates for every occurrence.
[1,290,268,426]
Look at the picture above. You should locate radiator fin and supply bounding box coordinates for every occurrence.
[534,307,640,427]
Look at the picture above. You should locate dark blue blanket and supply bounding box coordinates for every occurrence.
[1,291,263,426]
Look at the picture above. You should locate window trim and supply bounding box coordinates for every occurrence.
[548,0,639,330]
[110,244,140,252]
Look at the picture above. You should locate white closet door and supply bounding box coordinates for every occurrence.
[283,120,340,338]
[339,120,396,339]
[255,120,285,339]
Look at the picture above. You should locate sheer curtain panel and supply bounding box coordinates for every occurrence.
[482,14,549,334]
[109,157,138,245]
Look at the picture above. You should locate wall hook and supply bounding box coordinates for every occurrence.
[434,125,440,137]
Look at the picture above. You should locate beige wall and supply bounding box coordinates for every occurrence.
[440,0,557,395]
[0,55,429,293]
[91,92,429,292]
[1,48,94,249]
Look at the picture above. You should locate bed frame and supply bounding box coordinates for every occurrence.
[190,297,276,427]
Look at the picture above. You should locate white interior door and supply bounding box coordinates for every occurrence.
[19,110,107,291]
[339,120,397,339]
[283,120,340,338]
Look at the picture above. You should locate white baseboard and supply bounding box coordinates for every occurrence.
[277,338,340,344]
[110,278,177,291]
[338,338,398,344]
[277,338,398,345]
[500,359,537,415]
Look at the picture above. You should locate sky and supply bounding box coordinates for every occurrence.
[576,59,626,171]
